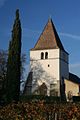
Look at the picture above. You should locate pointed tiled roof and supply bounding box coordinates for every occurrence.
[31,18,65,51]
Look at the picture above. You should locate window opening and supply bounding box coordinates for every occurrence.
[41,52,44,59]
[45,52,48,59]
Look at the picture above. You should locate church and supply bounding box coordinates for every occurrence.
[24,18,80,100]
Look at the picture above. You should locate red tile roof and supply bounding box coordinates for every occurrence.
[31,18,65,51]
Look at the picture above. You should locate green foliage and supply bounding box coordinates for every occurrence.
[6,9,22,103]
[0,50,8,102]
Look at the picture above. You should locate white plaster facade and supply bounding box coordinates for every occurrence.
[65,79,79,100]
[60,50,69,80]
[30,48,69,96]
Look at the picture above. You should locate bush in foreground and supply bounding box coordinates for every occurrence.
[0,101,80,120]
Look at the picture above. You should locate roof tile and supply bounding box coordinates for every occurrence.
[31,18,64,51]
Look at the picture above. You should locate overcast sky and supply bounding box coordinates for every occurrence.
[0,0,80,77]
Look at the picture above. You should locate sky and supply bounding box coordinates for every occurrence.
[0,0,80,77]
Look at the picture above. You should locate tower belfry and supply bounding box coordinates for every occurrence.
[30,18,69,96]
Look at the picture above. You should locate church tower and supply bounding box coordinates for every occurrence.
[30,18,69,96]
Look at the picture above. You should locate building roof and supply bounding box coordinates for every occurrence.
[31,18,65,51]
[69,73,80,84]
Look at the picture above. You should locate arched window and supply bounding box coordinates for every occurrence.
[41,52,44,59]
[45,52,48,59]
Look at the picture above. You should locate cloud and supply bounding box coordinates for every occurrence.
[0,0,7,8]
[69,63,80,77]
[23,28,80,41]
[59,32,80,40]
[70,63,80,68]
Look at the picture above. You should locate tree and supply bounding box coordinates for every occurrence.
[67,91,73,102]
[6,9,22,103]
[20,53,27,83]
[0,50,7,83]
[0,50,8,102]
[24,60,56,96]
[0,50,26,103]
